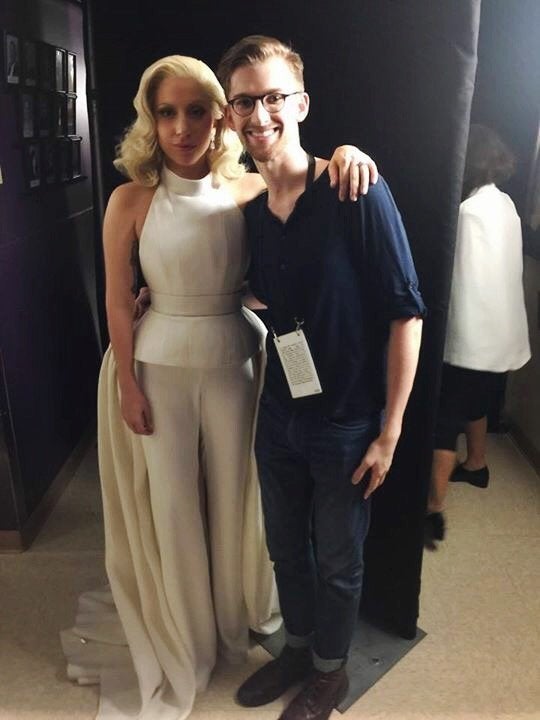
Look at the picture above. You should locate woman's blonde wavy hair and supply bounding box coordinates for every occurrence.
[114,55,245,186]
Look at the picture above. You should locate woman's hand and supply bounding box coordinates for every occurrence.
[328,145,379,202]
[120,380,154,435]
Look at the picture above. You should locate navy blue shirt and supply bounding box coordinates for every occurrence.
[246,170,426,419]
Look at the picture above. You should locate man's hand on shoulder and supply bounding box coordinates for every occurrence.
[134,286,151,320]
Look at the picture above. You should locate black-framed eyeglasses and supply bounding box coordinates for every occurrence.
[227,91,304,117]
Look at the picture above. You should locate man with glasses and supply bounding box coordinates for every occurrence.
[218,36,426,720]
[228,90,304,116]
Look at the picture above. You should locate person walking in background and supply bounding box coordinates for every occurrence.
[425,124,531,550]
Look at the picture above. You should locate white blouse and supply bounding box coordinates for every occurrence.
[444,184,531,372]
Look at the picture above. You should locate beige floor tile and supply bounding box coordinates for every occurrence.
[0,553,106,719]
[1,434,538,720]
[31,444,105,556]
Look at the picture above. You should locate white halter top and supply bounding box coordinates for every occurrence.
[133,166,260,368]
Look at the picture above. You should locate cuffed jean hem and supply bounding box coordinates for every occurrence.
[285,630,314,649]
[312,650,346,673]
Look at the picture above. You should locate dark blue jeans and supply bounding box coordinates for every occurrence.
[255,391,380,662]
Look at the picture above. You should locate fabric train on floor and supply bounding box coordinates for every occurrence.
[61,337,280,719]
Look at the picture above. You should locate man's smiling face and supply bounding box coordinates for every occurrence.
[226,56,309,163]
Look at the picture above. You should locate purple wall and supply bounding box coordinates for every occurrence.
[0,0,101,531]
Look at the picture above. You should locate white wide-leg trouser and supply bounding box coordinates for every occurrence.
[137,359,257,669]
[61,346,279,720]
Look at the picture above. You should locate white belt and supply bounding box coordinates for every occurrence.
[149,291,242,317]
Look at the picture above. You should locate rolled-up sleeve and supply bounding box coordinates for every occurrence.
[357,177,427,322]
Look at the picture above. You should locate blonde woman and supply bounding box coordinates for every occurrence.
[62,55,376,719]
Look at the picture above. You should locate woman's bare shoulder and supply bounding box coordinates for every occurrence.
[108,181,156,210]
[104,182,157,241]
[107,182,156,232]
[223,173,267,209]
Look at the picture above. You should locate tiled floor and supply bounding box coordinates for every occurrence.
[0,434,539,720]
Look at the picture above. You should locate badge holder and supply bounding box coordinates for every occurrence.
[272,318,323,398]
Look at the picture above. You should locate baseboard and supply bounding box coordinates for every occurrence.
[508,421,540,476]
[0,530,26,552]
[0,423,96,553]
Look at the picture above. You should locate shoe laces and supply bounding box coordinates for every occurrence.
[302,670,339,711]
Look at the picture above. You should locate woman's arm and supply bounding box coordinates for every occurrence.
[227,145,380,208]
[103,183,154,435]
[225,172,267,209]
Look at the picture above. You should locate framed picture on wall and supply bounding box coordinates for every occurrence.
[21,92,35,139]
[53,92,66,136]
[67,52,76,94]
[70,136,82,179]
[66,95,76,135]
[4,32,20,85]
[22,40,37,87]
[38,42,54,90]
[42,140,56,184]
[23,141,41,189]
[54,47,66,92]
[59,137,71,182]
[37,92,52,137]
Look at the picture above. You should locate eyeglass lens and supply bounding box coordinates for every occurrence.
[231,93,287,116]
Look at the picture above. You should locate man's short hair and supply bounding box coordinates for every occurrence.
[217,35,304,97]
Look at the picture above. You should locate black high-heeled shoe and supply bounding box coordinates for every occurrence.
[451,463,489,488]
[424,512,445,550]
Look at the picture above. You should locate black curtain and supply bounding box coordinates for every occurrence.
[87,0,480,638]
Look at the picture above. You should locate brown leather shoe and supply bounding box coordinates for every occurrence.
[278,667,349,720]
[236,645,313,707]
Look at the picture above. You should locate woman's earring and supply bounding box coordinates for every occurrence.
[210,137,216,151]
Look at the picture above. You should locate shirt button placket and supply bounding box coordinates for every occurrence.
[279,232,287,271]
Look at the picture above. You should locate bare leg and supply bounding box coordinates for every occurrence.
[428,449,457,513]
[463,416,488,470]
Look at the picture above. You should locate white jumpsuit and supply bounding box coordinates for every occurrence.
[61,166,280,719]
